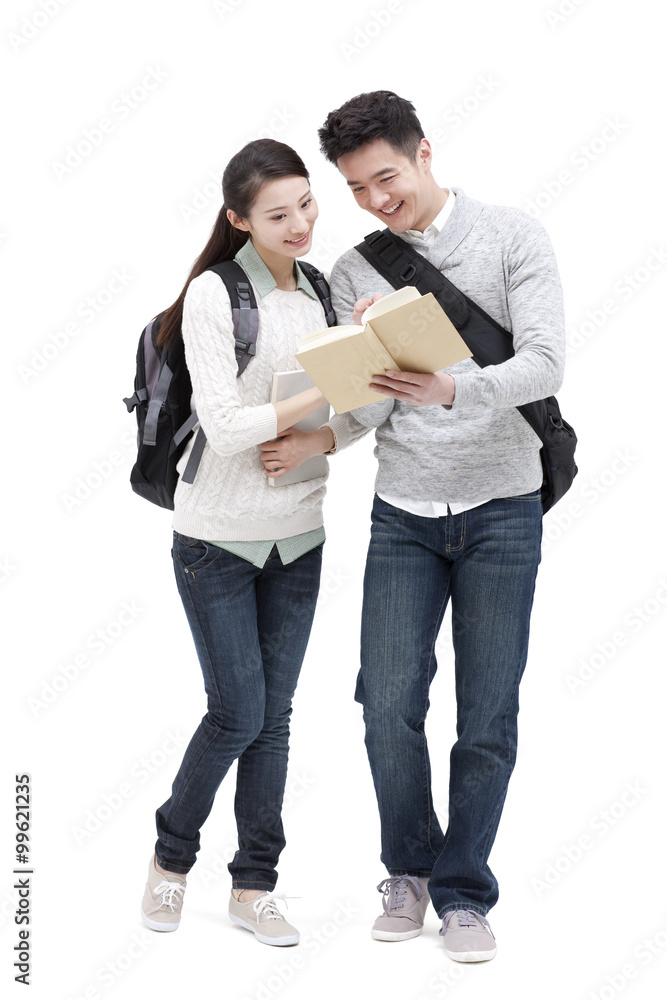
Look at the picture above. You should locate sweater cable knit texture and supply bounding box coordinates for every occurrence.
[173,267,329,542]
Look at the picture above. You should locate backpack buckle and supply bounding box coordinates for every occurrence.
[235,339,256,356]
[399,264,417,282]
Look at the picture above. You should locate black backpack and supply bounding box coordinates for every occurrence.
[355,229,577,514]
[123,259,335,510]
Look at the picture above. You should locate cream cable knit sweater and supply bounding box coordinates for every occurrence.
[172,269,329,541]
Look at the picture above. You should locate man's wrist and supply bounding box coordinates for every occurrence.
[440,372,456,409]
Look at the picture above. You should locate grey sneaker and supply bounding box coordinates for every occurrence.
[228,893,299,946]
[141,855,187,932]
[440,909,497,961]
[371,875,430,941]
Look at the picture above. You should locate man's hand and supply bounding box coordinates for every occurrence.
[369,370,456,407]
[260,426,334,478]
[353,292,384,326]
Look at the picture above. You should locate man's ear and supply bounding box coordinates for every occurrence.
[417,139,433,172]
[227,208,250,232]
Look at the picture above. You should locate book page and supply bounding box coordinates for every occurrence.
[296,327,395,413]
[361,285,421,323]
[298,324,363,350]
[367,292,472,372]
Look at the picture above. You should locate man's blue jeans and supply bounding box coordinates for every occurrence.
[357,492,543,916]
[155,533,322,890]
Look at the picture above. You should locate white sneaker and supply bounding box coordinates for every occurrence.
[141,855,187,932]
[228,892,299,946]
[440,909,497,961]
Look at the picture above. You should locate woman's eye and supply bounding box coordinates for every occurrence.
[301,198,313,208]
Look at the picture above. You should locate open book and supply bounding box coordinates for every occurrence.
[295,287,472,413]
[268,370,330,487]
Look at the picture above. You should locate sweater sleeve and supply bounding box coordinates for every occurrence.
[451,216,566,410]
[181,271,278,456]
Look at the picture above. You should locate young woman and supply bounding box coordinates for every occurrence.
[140,139,336,946]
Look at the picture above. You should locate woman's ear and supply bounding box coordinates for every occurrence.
[227,208,250,232]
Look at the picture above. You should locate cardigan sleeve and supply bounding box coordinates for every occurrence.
[181,271,278,457]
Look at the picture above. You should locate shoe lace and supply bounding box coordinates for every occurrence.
[441,909,494,935]
[376,875,423,914]
[154,879,185,912]
[253,894,295,921]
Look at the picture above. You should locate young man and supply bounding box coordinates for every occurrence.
[266,91,565,961]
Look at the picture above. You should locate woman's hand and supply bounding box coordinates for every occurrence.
[260,426,334,478]
[352,292,384,326]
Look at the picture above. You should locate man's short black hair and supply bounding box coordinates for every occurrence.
[318,91,425,164]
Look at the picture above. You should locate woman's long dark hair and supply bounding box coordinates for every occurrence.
[156,139,310,349]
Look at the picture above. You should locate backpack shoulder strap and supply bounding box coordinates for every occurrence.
[355,229,514,366]
[206,260,259,375]
[297,261,337,327]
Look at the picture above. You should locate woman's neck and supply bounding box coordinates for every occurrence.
[252,242,298,291]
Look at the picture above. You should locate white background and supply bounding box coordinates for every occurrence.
[3,1,666,998]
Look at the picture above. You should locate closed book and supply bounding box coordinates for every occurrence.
[268,370,330,486]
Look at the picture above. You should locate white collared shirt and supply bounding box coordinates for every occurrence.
[378,189,492,518]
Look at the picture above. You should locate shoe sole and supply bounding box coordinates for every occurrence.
[140,904,180,932]
[371,927,422,941]
[228,912,299,946]
[443,945,497,962]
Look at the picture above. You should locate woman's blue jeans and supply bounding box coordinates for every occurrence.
[357,492,543,916]
[155,532,322,890]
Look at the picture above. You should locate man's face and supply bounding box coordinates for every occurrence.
[337,138,434,232]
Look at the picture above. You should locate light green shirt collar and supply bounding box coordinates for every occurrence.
[234,239,318,301]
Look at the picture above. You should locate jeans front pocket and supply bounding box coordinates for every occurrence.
[173,532,222,576]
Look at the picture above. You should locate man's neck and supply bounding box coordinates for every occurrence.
[411,185,449,233]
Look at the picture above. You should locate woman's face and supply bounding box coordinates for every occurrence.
[231,174,319,263]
